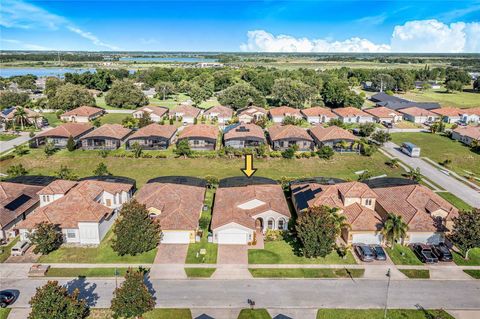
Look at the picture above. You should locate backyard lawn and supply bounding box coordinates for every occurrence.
[38,230,157,264]
[453,248,480,266]
[99,113,130,125]
[96,93,219,110]
[184,267,216,278]
[385,244,422,265]
[400,88,479,108]
[42,112,63,127]
[249,268,364,278]
[248,240,356,264]
[398,269,430,279]
[316,309,454,319]
[88,309,192,319]
[390,132,480,183]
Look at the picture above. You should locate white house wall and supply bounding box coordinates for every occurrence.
[78,222,101,245]
[212,222,254,244]
[98,212,118,242]
[252,210,289,232]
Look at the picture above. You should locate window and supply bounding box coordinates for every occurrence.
[267,219,275,230]
[278,218,285,230]
[365,199,372,206]
[194,140,200,145]
[66,230,76,239]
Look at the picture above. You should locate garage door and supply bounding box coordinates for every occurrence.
[161,231,191,244]
[218,232,248,245]
[352,233,383,245]
[409,233,443,244]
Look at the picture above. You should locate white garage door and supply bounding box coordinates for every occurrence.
[352,233,383,245]
[409,233,443,244]
[161,231,191,244]
[218,232,248,245]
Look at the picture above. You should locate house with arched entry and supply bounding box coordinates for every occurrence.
[211,181,291,245]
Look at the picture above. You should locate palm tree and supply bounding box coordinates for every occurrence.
[405,167,422,182]
[331,209,350,233]
[13,107,28,131]
[381,213,408,247]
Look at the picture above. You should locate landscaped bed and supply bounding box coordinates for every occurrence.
[385,244,422,266]
[88,308,192,319]
[316,309,454,319]
[249,268,364,278]
[184,268,216,278]
[398,269,430,279]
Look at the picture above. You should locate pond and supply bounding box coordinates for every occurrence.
[0,67,97,78]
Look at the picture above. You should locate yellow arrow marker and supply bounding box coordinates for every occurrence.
[241,154,257,178]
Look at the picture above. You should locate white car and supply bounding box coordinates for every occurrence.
[11,240,31,256]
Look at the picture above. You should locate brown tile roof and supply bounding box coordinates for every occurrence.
[364,107,401,118]
[461,107,480,115]
[134,106,168,118]
[178,124,218,140]
[399,107,436,117]
[309,125,358,142]
[135,182,205,230]
[333,107,371,118]
[430,107,462,117]
[61,106,104,118]
[17,180,133,229]
[38,180,77,195]
[171,105,202,118]
[268,106,302,117]
[81,124,131,140]
[453,126,480,140]
[37,123,93,139]
[212,184,290,230]
[237,106,268,117]
[373,184,458,232]
[343,203,383,231]
[204,105,234,118]
[224,124,266,141]
[127,124,177,140]
[301,107,337,118]
[268,124,313,141]
[0,182,43,228]
[2,107,41,120]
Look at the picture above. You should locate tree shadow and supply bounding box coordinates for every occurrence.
[414,304,439,319]
[142,268,157,303]
[64,276,99,307]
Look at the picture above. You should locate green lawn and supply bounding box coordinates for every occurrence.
[464,269,480,279]
[0,309,11,319]
[317,309,454,319]
[248,240,356,264]
[0,134,18,141]
[398,269,430,279]
[453,248,480,266]
[184,267,216,278]
[238,309,271,319]
[45,267,133,277]
[0,237,19,263]
[385,244,422,265]
[42,112,63,127]
[437,192,474,211]
[401,88,479,108]
[38,230,157,264]
[88,309,192,319]
[99,113,130,125]
[390,132,480,183]
[249,268,364,278]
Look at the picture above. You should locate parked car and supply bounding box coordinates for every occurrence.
[432,242,453,262]
[354,244,375,262]
[370,244,387,261]
[410,243,438,263]
[381,121,393,128]
[11,240,30,256]
[0,291,15,308]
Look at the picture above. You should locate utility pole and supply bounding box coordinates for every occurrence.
[384,268,391,319]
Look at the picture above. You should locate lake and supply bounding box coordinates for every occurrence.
[0,67,97,78]
[119,57,218,63]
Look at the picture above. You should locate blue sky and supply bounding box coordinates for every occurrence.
[1,1,480,52]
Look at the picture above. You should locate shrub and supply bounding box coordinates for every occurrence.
[264,230,285,242]
[269,151,282,158]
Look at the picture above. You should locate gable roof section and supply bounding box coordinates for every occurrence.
[61,106,104,118]
[309,125,358,142]
[127,124,177,140]
[268,106,302,117]
[81,124,131,140]
[204,105,234,118]
[1,107,41,120]
[134,106,169,118]
[37,123,93,139]
[399,107,437,117]
[333,107,371,118]
[0,182,43,228]
[430,107,462,117]
[461,108,480,116]
[237,106,268,117]
[364,107,401,118]
[171,105,202,118]
[178,124,218,140]
[224,123,265,141]
[300,107,337,118]
[453,126,480,140]
[268,124,312,141]
[38,180,77,195]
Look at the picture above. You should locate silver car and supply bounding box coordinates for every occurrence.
[11,240,31,256]
[354,244,375,262]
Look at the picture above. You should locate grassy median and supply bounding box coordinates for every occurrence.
[317,309,454,319]
[249,268,364,278]
[184,268,216,278]
[398,269,430,279]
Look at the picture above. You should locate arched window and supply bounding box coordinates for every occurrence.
[278,218,286,230]
[267,218,275,230]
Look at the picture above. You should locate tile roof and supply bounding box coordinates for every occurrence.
[18,180,133,229]
[364,107,401,118]
[133,106,169,118]
[453,126,480,140]
[37,180,77,195]
[0,182,43,228]
[81,124,131,140]
[268,124,313,141]
[268,106,302,117]
[461,107,480,116]
[127,124,177,140]
[37,123,93,139]
[204,105,234,118]
[309,125,358,142]
[398,107,437,117]
[171,105,202,118]
[237,106,268,117]
[373,184,458,232]
[178,124,218,140]
[1,107,41,120]
[224,123,266,141]
[301,107,337,118]
[61,106,104,118]
[430,107,462,117]
[333,107,371,118]
[212,184,291,230]
[135,182,205,230]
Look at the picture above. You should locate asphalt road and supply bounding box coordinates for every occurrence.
[382,142,480,208]
[2,278,480,310]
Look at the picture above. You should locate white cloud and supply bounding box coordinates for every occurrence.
[2,39,50,51]
[67,26,120,50]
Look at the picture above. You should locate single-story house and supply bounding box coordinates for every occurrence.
[203,105,234,124]
[126,124,177,150]
[415,81,441,90]
[373,184,458,244]
[223,123,266,149]
[211,182,291,245]
[0,182,43,240]
[267,124,314,151]
[18,179,134,245]
[177,124,218,150]
[370,92,406,104]
[333,107,374,124]
[170,105,202,124]
[451,126,480,146]
[237,106,268,123]
[80,124,131,150]
[1,107,44,128]
[268,106,303,123]
[60,106,104,123]
[370,92,440,111]
[399,107,440,124]
[309,125,359,151]
[460,108,480,124]
[132,106,168,123]
[300,107,338,124]
[291,181,383,245]
[134,179,206,244]
[364,107,403,123]
[34,123,94,148]
[431,108,463,123]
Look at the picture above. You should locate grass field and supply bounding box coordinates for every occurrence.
[249,268,364,278]
[0,133,18,141]
[400,88,479,109]
[184,267,216,278]
[398,269,430,279]
[437,192,474,211]
[0,237,19,263]
[88,309,192,319]
[238,309,271,319]
[464,269,480,279]
[45,267,132,277]
[42,112,63,127]
[453,248,480,266]
[385,244,423,265]
[248,240,356,264]
[0,309,11,319]
[98,113,130,125]
[316,309,454,319]
[390,132,480,183]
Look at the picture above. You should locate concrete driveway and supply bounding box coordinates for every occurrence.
[154,244,188,264]
[217,245,248,264]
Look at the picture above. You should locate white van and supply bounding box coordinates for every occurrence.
[11,240,31,256]
[401,142,421,157]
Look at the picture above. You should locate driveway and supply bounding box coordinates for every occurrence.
[154,244,188,264]
[217,245,248,264]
